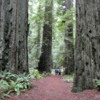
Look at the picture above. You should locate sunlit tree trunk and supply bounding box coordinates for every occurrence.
[36,23,41,60]
[72,0,100,92]
[0,0,29,74]
[63,0,74,74]
[36,4,43,63]
[38,0,53,73]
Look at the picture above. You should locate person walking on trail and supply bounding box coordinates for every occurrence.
[58,68,61,75]
[55,68,58,75]
[55,68,61,75]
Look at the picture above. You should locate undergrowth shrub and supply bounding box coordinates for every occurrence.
[29,69,45,79]
[0,69,44,99]
[0,72,32,99]
[95,79,100,91]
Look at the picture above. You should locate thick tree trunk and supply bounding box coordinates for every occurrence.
[0,0,29,74]
[72,0,100,92]
[0,0,3,68]
[64,24,74,74]
[63,0,74,74]
[38,0,53,73]
[36,24,41,59]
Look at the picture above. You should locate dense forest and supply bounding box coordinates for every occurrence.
[0,0,100,100]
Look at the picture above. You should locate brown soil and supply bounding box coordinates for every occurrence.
[5,75,100,100]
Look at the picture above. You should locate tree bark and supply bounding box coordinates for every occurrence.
[63,0,74,74]
[0,0,29,74]
[0,0,2,62]
[38,0,53,73]
[36,4,43,62]
[64,24,74,74]
[0,0,3,70]
[72,0,100,92]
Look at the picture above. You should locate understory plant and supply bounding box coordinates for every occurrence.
[95,79,100,91]
[0,69,44,99]
[0,72,32,99]
[29,68,45,79]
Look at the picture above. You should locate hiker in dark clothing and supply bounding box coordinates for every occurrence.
[55,68,61,75]
[55,68,59,75]
[58,68,61,75]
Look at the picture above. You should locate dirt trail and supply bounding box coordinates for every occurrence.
[5,75,100,100]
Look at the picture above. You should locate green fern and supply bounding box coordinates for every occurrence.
[95,79,100,91]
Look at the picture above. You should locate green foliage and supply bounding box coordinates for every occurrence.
[29,69,45,80]
[95,79,100,91]
[0,72,32,99]
[57,8,75,31]
[28,0,76,69]
[0,69,44,99]
[63,75,74,82]
[28,36,40,68]
[28,0,44,68]
[52,1,75,68]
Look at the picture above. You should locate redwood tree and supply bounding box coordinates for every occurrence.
[62,0,74,74]
[0,0,29,74]
[0,0,2,63]
[72,0,100,92]
[36,4,43,63]
[38,0,53,73]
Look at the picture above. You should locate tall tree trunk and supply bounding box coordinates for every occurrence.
[64,24,74,74]
[63,0,74,74]
[0,0,29,74]
[0,0,3,70]
[38,0,53,73]
[72,0,100,92]
[36,23,41,59]
[36,4,43,62]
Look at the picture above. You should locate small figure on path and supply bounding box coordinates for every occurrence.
[58,68,61,75]
[55,68,61,75]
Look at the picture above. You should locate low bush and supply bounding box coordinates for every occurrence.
[0,69,45,99]
[29,69,45,79]
[0,72,31,99]
[95,79,100,91]
[63,75,74,82]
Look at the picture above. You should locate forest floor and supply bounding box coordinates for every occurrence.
[5,75,100,100]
